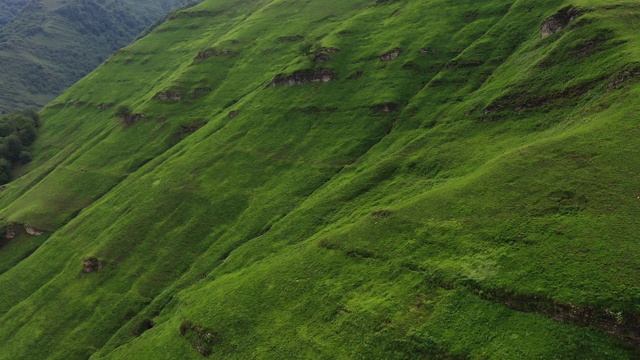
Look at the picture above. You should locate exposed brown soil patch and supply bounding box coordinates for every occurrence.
[380,47,401,62]
[157,90,183,101]
[541,6,583,38]
[270,68,336,87]
[195,48,232,60]
[82,257,104,273]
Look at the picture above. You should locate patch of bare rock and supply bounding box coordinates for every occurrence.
[270,68,336,87]
[380,47,401,62]
[541,6,583,38]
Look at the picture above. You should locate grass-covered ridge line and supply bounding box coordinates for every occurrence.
[0,0,640,358]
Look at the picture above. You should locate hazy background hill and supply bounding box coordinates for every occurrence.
[0,0,192,113]
[0,0,29,28]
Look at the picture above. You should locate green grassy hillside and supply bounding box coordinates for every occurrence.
[0,0,191,113]
[1,0,640,358]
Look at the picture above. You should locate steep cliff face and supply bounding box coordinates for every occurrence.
[1,0,640,358]
[0,0,190,113]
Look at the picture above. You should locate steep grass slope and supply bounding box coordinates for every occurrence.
[0,0,190,113]
[1,0,640,358]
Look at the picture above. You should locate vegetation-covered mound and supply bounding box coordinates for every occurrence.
[0,0,640,358]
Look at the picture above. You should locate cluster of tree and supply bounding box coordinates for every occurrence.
[0,110,39,184]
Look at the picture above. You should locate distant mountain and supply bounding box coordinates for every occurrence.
[0,0,29,28]
[0,0,191,113]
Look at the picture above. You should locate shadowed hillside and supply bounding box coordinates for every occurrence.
[0,0,640,358]
[0,0,191,113]
[0,0,29,28]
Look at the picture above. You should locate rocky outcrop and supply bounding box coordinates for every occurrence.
[3,223,45,239]
[541,6,583,38]
[194,48,232,60]
[313,47,340,63]
[270,68,336,87]
[182,124,204,133]
[4,225,17,240]
[157,90,184,101]
[380,47,400,62]
[24,226,44,236]
[82,257,104,273]
[473,286,640,347]
[483,76,603,115]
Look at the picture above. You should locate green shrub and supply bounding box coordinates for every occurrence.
[115,105,133,119]
[0,158,10,184]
